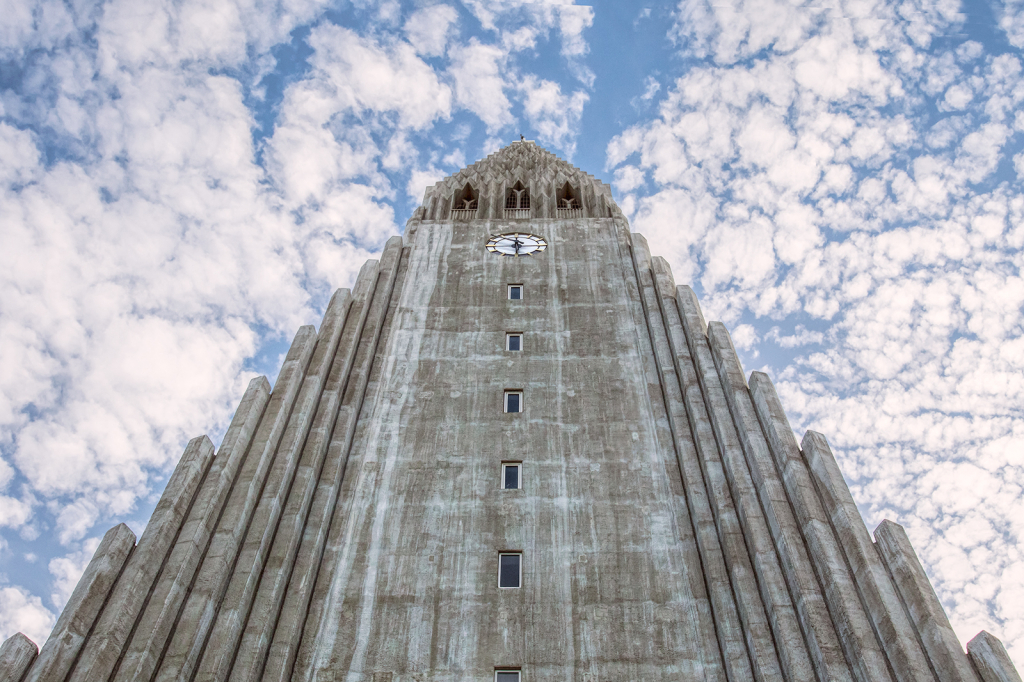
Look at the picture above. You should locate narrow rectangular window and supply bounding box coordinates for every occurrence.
[502,463,521,489]
[506,333,522,351]
[504,391,522,413]
[498,553,521,588]
[495,671,521,682]
[508,285,523,300]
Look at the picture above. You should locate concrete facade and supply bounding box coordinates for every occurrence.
[3,141,1019,682]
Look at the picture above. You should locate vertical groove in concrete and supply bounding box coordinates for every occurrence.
[66,435,216,682]
[674,285,786,682]
[0,633,39,682]
[626,238,729,682]
[967,632,1023,682]
[281,238,407,682]
[194,289,354,682]
[749,372,894,682]
[651,261,770,682]
[153,327,318,682]
[801,431,937,682]
[25,524,136,682]
[222,289,356,682]
[874,520,980,682]
[708,324,851,682]
[112,375,272,682]
[259,259,387,682]
[675,288,814,682]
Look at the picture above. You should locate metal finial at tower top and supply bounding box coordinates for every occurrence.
[520,133,524,141]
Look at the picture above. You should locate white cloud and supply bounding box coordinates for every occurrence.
[404,4,459,57]
[517,75,587,154]
[448,39,513,132]
[0,585,55,645]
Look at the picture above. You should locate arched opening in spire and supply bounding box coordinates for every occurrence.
[556,182,582,217]
[450,183,478,219]
[504,181,530,218]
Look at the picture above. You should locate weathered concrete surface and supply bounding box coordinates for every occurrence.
[968,632,1023,682]
[709,325,851,682]
[25,523,136,682]
[67,434,215,682]
[749,371,894,682]
[155,325,318,682]
[802,430,938,682]
[0,633,37,682]
[264,246,404,682]
[112,375,272,682]
[875,520,980,682]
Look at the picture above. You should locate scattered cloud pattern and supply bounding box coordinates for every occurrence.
[0,0,1021,666]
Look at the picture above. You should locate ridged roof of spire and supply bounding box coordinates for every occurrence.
[418,140,619,218]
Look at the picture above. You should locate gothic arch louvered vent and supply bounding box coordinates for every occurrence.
[504,181,530,219]
[450,183,479,220]
[557,181,582,218]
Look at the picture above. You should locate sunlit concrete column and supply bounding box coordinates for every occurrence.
[67,435,215,682]
[967,632,1022,682]
[0,633,38,682]
[875,520,980,682]
[749,371,894,682]
[801,431,937,682]
[26,523,136,682]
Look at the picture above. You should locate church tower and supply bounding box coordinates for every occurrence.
[1,141,1019,682]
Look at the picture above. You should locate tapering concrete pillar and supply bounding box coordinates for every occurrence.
[626,241,732,682]
[196,288,352,682]
[113,375,272,682]
[874,520,980,682]
[649,257,758,682]
[801,431,937,682]
[67,435,215,682]
[154,326,318,682]
[675,285,814,682]
[25,523,136,682]
[749,371,894,682]
[267,245,404,682]
[708,324,851,682]
[967,632,1022,682]
[0,633,38,682]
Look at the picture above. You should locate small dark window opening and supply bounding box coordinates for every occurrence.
[503,463,521,489]
[507,333,522,351]
[508,285,522,300]
[505,181,530,209]
[499,553,521,588]
[495,671,521,682]
[505,391,522,413]
[557,182,580,209]
[455,183,478,210]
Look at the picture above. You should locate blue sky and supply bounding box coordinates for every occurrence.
[1,0,1023,664]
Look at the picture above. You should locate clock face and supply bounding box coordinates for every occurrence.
[486,232,548,257]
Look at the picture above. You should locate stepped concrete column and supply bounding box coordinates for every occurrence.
[875,520,980,682]
[674,284,813,682]
[0,633,38,682]
[708,325,851,682]
[25,523,136,682]
[649,257,758,682]
[260,258,390,682]
[801,431,937,682]
[749,371,894,682]
[628,241,731,682]
[113,374,273,682]
[195,289,353,682]
[967,632,1022,682]
[67,435,216,682]
[154,325,318,682]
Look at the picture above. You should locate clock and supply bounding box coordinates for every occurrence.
[486,232,548,257]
